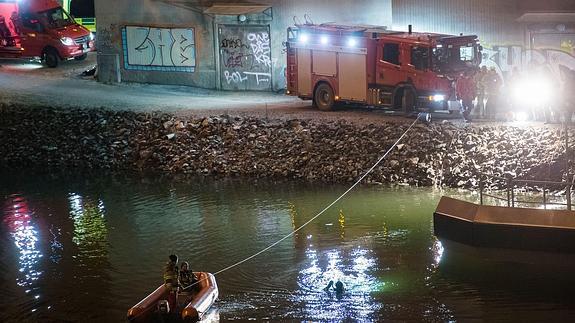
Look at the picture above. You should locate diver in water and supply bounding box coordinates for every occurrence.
[324,280,344,294]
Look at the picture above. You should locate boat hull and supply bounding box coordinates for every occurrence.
[434,196,575,253]
[127,272,218,322]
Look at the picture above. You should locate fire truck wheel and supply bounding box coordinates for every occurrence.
[314,83,335,111]
[401,88,416,116]
[43,48,60,68]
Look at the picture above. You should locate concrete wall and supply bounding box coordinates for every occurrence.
[393,0,575,47]
[90,0,575,91]
[95,0,216,88]
[95,0,392,90]
[520,0,575,11]
[392,0,524,46]
[390,1,575,89]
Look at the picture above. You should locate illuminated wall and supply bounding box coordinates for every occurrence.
[392,0,524,45]
[94,0,392,90]
[393,0,575,49]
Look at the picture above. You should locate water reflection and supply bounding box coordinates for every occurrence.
[68,193,108,249]
[3,175,575,321]
[3,195,43,289]
[338,209,345,240]
[295,239,383,320]
[430,239,444,270]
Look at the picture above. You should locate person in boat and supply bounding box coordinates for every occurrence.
[179,261,199,292]
[163,254,180,308]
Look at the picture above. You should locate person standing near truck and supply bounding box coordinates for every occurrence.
[474,66,488,117]
[485,67,503,120]
[456,70,477,123]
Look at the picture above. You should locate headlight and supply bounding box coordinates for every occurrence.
[60,37,74,46]
[430,94,446,102]
[89,32,95,41]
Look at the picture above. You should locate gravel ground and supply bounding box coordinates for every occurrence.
[0,53,559,129]
[0,54,430,125]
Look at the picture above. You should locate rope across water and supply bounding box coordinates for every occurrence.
[212,115,422,276]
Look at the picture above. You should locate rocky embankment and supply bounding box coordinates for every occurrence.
[0,104,570,189]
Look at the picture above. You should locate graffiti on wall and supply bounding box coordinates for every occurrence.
[122,26,196,72]
[219,26,272,90]
[248,32,272,68]
[481,46,575,82]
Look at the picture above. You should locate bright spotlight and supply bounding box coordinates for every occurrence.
[347,38,357,47]
[515,111,529,123]
[320,35,329,45]
[512,77,552,107]
[298,34,309,44]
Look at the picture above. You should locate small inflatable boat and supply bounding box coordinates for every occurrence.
[127,272,218,322]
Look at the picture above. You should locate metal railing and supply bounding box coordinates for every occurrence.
[479,174,573,210]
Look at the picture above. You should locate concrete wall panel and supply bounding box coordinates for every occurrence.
[96,0,216,88]
[219,24,272,90]
[392,0,524,45]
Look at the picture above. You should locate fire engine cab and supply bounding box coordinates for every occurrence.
[0,0,95,67]
[286,24,482,114]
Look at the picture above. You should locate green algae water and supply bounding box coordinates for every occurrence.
[1,173,575,322]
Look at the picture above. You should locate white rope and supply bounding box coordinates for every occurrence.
[212,116,421,276]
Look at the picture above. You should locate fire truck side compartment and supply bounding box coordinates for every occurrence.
[312,50,336,76]
[297,49,312,97]
[338,52,367,102]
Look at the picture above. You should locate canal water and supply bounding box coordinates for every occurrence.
[2,173,575,322]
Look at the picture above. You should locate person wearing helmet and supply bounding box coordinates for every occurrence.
[163,254,180,309]
[485,67,502,120]
[179,261,199,292]
[456,70,477,123]
[475,66,488,117]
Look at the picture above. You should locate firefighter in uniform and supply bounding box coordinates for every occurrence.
[485,67,503,120]
[179,261,199,292]
[163,254,180,310]
[456,70,477,123]
[474,66,488,117]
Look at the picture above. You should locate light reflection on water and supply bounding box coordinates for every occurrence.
[2,175,575,321]
[3,195,44,313]
[68,193,108,250]
[3,196,43,288]
[295,244,384,321]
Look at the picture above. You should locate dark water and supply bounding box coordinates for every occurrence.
[2,173,575,322]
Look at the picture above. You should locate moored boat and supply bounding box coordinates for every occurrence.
[127,272,219,322]
[434,196,575,253]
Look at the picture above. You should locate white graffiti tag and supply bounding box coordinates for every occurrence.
[244,72,271,85]
[224,71,248,84]
[247,32,272,68]
[482,46,575,82]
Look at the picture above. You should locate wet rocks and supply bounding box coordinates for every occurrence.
[0,103,571,189]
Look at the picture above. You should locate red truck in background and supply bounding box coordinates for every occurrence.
[286,24,482,114]
[0,0,94,67]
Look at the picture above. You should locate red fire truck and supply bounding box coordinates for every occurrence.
[0,0,95,67]
[286,24,482,114]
